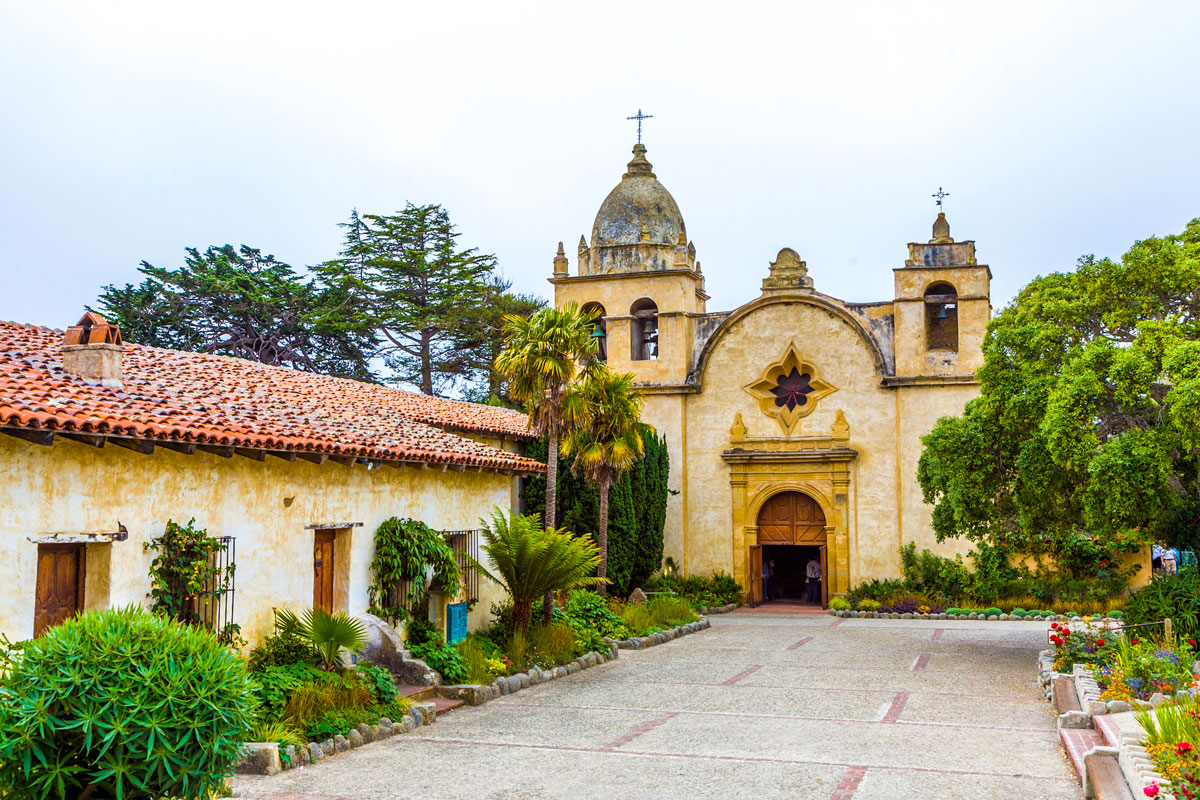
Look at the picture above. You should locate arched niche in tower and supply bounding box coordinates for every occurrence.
[581,302,607,363]
[630,298,659,361]
[924,282,958,352]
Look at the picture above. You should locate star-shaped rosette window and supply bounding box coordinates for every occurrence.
[742,343,836,434]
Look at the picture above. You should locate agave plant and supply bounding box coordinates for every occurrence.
[277,607,368,670]
[476,509,606,634]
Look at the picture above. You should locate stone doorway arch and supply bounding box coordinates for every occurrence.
[752,491,828,607]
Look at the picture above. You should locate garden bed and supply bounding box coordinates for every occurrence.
[1035,617,1200,799]
[238,615,712,776]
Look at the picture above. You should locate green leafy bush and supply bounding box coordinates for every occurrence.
[829,597,851,611]
[250,662,327,719]
[247,609,318,672]
[355,661,397,706]
[368,517,460,625]
[846,578,906,604]
[0,607,255,800]
[556,589,630,640]
[855,599,880,612]
[409,635,469,684]
[900,542,973,599]
[643,571,742,607]
[983,607,1002,616]
[1125,571,1200,638]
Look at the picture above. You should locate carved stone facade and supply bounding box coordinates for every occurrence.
[551,143,992,603]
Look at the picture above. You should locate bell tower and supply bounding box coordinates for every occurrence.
[892,212,991,378]
[550,142,707,388]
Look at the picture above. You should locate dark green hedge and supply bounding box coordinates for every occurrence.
[522,429,669,598]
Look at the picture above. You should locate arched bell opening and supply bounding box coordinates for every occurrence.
[924,282,958,352]
[630,298,658,361]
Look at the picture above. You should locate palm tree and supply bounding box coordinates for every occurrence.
[494,303,598,529]
[476,509,606,634]
[562,364,645,595]
[495,303,598,621]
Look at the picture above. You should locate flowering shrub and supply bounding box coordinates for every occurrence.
[1139,699,1200,799]
[1049,621,1114,672]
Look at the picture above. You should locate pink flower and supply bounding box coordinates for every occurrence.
[1145,782,1160,797]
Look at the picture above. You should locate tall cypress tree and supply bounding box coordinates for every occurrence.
[316,205,498,396]
[522,430,670,598]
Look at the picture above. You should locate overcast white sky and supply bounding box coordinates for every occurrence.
[1,2,1197,330]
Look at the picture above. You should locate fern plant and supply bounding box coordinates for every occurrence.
[476,509,605,634]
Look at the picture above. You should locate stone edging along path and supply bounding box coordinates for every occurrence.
[831,609,1125,623]
[235,616,712,777]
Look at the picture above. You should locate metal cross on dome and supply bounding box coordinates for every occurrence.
[627,109,653,143]
[932,187,950,209]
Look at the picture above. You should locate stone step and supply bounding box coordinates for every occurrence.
[396,684,437,703]
[1060,727,1105,784]
[430,696,465,716]
[1084,752,1135,800]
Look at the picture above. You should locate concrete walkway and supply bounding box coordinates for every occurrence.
[233,610,1081,800]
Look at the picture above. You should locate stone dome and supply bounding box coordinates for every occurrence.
[591,143,686,249]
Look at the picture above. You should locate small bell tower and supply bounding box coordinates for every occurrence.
[892,211,991,378]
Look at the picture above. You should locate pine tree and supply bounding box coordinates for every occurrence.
[317,205,498,395]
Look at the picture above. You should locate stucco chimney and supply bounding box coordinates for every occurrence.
[63,311,124,389]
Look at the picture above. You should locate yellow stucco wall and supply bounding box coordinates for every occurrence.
[0,434,516,645]
[680,298,907,584]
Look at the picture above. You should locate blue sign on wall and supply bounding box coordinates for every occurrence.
[446,602,468,645]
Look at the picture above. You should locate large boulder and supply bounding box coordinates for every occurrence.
[628,588,648,604]
[354,613,440,686]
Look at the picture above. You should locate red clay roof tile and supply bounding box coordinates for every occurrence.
[0,321,541,473]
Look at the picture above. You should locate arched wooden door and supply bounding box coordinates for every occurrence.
[757,492,826,545]
[751,492,828,607]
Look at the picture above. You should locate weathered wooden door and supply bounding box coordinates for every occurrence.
[749,545,763,607]
[818,544,828,609]
[35,544,84,636]
[756,492,826,545]
[313,531,335,612]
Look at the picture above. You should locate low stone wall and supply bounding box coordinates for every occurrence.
[696,603,739,615]
[235,700,439,776]
[614,618,711,650]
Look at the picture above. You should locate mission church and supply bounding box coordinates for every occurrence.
[550,138,991,606]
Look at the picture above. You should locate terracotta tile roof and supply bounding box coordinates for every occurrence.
[0,320,541,473]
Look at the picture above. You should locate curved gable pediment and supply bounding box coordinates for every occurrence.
[688,292,891,389]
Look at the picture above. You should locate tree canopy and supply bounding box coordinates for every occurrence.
[316,205,502,396]
[95,205,543,397]
[918,219,1200,576]
[97,244,375,380]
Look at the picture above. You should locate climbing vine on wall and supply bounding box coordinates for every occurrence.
[368,517,461,626]
[147,518,233,628]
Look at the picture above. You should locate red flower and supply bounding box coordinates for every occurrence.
[1132,638,1140,645]
[1097,639,1106,647]
[1051,635,1063,646]
[1145,782,1160,797]
[1178,742,1194,755]
[1189,639,1197,648]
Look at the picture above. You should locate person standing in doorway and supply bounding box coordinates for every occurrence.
[805,555,822,603]
[763,559,775,601]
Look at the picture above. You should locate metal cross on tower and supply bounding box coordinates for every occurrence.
[627,109,653,143]
[932,186,950,209]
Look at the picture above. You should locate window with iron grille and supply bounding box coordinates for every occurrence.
[383,529,482,607]
[155,535,237,641]
[443,529,482,602]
